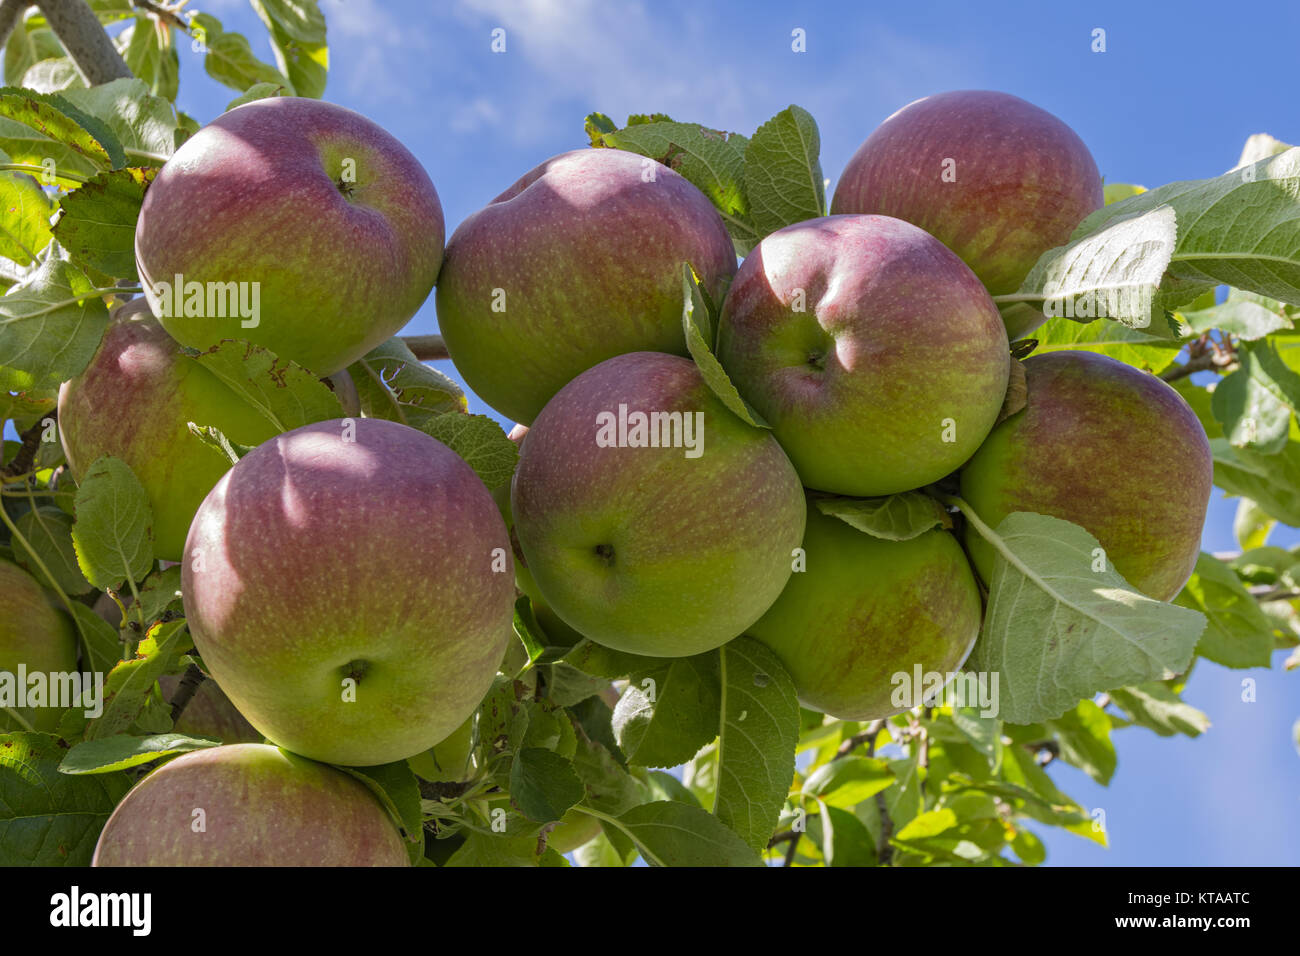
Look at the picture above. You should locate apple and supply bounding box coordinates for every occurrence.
[435,147,738,425]
[714,214,1010,497]
[511,351,806,657]
[407,713,475,784]
[547,808,602,854]
[135,97,444,377]
[748,501,982,720]
[0,558,78,732]
[58,301,280,560]
[158,674,262,744]
[830,90,1103,319]
[959,351,1212,600]
[182,417,515,766]
[92,743,409,866]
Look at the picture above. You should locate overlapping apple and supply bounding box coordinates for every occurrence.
[5,91,1211,865]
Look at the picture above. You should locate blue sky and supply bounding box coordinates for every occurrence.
[77,0,1300,864]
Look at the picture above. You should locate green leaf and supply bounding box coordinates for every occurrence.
[418,412,518,492]
[0,170,54,267]
[681,264,768,427]
[58,732,218,774]
[1077,148,1300,307]
[118,16,179,102]
[1180,289,1295,340]
[962,507,1207,724]
[713,637,799,852]
[544,661,609,708]
[1045,699,1117,785]
[1011,827,1046,864]
[1211,340,1300,454]
[0,731,132,865]
[87,620,187,739]
[814,491,951,541]
[21,58,83,95]
[444,831,563,867]
[1211,437,1300,526]
[1234,498,1275,551]
[190,338,342,433]
[948,708,1002,769]
[13,505,91,595]
[612,653,720,768]
[347,337,466,427]
[569,728,644,818]
[69,455,153,591]
[602,800,761,867]
[802,755,894,808]
[248,0,328,100]
[1174,553,1276,669]
[0,246,110,390]
[572,830,625,867]
[4,22,62,88]
[1028,314,1181,370]
[190,13,294,95]
[1108,683,1210,737]
[1006,204,1179,334]
[0,87,123,172]
[51,166,154,280]
[509,748,584,823]
[811,800,877,866]
[68,602,122,677]
[225,81,288,112]
[743,105,825,236]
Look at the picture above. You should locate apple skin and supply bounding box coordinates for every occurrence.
[58,303,280,561]
[0,558,78,732]
[182,418,515,766]
[511,352,806,658]
[831,90,1103,310]
[135,97,444,376]
[747,502,982,721]
[92,743,409,866]
[158,674,262,744]
[436,148,738,424]
[715,214,1010,496]
[959,351,1212,600]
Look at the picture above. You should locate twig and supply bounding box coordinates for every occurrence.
[130,0,189,32]
[401,334,450,361]
[167,661,206,724]
[835,718,884,757]
[0,1,28,52]
[0,417,48,481]
[36,0,132,85]
[865,722,894,865]
[782,832,800,867]
[1159,333,1236,382]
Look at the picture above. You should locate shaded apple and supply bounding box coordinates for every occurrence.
[511,352,806,657]
[182,417,515,766]
[436,148,738,424]
[92,743,409,866]
[959,350,1212,600]
[158,674,261,744]
[59,301,280,560]
[715,214,1010,496]
[748,502,982,721]
[830,90,1103,325]
[407,712,475,784]
[136,97,444,376]
[0,558,78,732]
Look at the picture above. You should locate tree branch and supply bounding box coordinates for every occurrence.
[0,416,48,481]
[167,662,206,724]
[401,334,450,362]
[130,0,189,33]
[0,1,29,53]
[36,0,132,85]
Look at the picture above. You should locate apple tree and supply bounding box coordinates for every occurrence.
[1,1,1298,867]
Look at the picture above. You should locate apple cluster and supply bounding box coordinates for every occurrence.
[4,91,1214,866]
